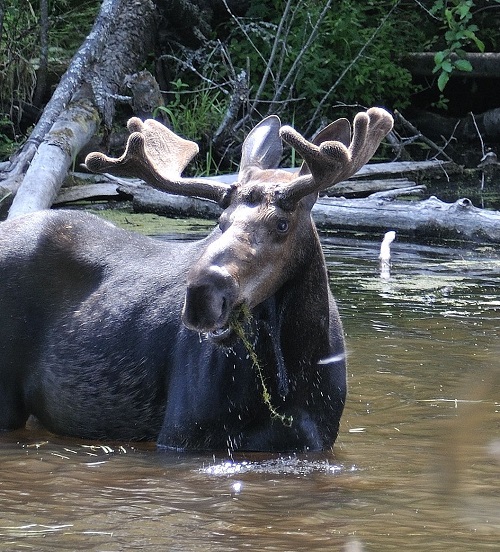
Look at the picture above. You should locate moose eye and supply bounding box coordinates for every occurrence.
[276,218,289,233]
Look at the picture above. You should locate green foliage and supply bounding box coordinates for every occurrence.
[0,115,23,159]
[429,0,486,107]
[1,1,39,122]
[223,0,421,128]
[2,0,498,166]
[155,78,220,142]
[155,77,229,175]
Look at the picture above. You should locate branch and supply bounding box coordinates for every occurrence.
[220,0,271,74]
[0,0,5,45]
[267,0,333,115]
[213,70,248,148]
[469,112,486,191]
[394,111,454,162]
[32,0,49,108]
[250,0,294,111]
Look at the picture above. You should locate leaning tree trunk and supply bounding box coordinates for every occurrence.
[3,0,157,219]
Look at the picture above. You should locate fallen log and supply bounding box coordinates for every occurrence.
[313,196,500,243]
[100,181,500,244]
[8,97,99,218]
[54,176,423,203]
[52,156,495,243]
[53,168,500,243]
[350,159,449,178]
[3,0,157,219]
[54,182,122,204]
[1,0,126,198]
[123,182,223,219]
[55,159,445,204]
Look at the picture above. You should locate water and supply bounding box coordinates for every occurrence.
[0,230,498,551]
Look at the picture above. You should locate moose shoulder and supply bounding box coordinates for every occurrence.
[0,108,393,451]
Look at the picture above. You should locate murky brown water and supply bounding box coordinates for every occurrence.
[0,229,498,551]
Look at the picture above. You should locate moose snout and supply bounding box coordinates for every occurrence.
[181,266,239,332]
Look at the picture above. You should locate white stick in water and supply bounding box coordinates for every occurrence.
[379,230,396,279]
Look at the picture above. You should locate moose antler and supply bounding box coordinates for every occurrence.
[85,117,230,204]
[278,107,393,204]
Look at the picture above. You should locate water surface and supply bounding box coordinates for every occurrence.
[0,230,498,551]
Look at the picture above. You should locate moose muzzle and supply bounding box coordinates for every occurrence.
[181,265,239,334]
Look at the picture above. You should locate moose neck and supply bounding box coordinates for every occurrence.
[250,221,330,392]
[274,222,331,346]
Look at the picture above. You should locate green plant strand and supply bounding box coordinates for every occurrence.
[230,305,293,427]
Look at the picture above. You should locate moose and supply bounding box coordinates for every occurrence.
[0,107,393,451]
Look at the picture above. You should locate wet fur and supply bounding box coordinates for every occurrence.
[0,209,346,451]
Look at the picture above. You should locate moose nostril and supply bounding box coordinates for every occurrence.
[182,268,239,332]
[220,296,228,317]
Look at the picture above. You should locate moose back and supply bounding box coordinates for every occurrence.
[0,108,393,451]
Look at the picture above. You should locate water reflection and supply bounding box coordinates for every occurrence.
[0,233,498,551]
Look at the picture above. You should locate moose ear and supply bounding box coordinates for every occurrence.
[298,118,351,176]
[312,118,351,147]
[240,115,283,172]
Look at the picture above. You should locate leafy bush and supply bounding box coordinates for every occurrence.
[239,0,422,121]
[428,0,485,111]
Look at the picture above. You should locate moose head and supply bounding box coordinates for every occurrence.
[85,108,393,344]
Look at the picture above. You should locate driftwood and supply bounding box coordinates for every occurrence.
[54,157,498,244]
[56,175,423,203]
[349,159,449,178]
[53,158,489,244]
[328,178,418,198]
[55,159,446,204]
[54,182,122,204]
[2,0,157,219]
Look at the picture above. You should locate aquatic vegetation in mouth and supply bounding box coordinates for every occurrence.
[229,305,293,427]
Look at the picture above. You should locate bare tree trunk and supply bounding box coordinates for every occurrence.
[7,97,99,218]
[32,0,49,108]
[2,0,157,218]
